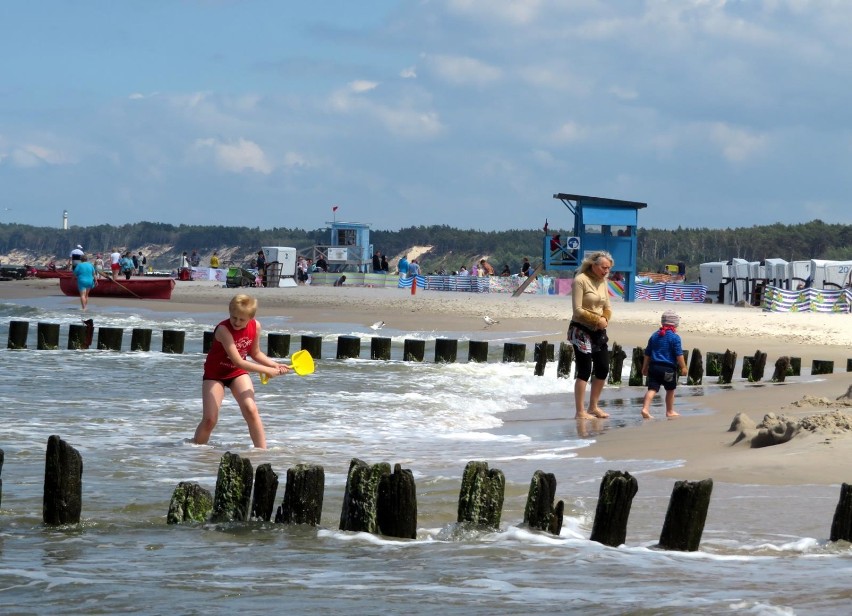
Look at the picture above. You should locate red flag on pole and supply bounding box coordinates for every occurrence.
[332,206,339,212]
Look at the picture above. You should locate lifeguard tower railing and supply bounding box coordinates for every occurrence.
[312,221,374,273]
[548,193,647,302]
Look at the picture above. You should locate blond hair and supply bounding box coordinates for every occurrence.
[577,251,614,276]
[229,294,258,318]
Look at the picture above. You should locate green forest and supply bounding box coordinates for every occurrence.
[0,219,849,280]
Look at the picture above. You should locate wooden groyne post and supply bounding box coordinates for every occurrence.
[502,343,526,363]
[523,470,563,535]
[741,350,767,382]
[370,337,392,361]
[687,347,703,385]
[590,470,638,547]
[608,343,627,385]
[36,322,60,350]
[812,360,834,375]
[267,333,291,358]
[339,458,391,534]
[556,342,574,379]
[533,340,550,376]
[0,447,4,509]
[210,452,254,523]
[719,350,737,384]
[97,327,123,351]
[468,340,489,363]
[203,331,215,354]
[377,463,418,539]
[7,320,28,349]
[276,463,325,526]
[336,335,361,360]
[43,435,83,526]
[167,482,213,524]
[457,461,505,530]
[251,463,279,522]
[657,479,713,552]
[830,483,852,542]
[131,328,152,352]
[301,335,323,361]
[162,330,185,354]
[68,322,90,350]
[435,338,458,363]
[629,347,644,386]
[403,339,425,362]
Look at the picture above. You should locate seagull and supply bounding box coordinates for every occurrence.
[483,315,500,327]
[369,320,385,331]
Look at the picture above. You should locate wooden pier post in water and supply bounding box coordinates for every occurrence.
[267,333,291,358]
[377,463,418,539]
[36,322,60,350]
[790,357,802,376]
[403,339,425,362]
[468,340,489,363]
[771,356,792,382]
[590,470,638,547]
[275,463,325,526]
[523,470,563,535]
[687,348,703,385]
[608,343,627,385]
[629,347,644,386]
[0,448,4,509]
[370,336,392,361]
[211,452,254,523]
[812,360,834,375]
[251,463,279,522]
[7,320,29,349]
[131,328,152,352]
[434,338,458,363]
[830,483,852,542]
[742,350,767,382]
[502,342,526,363]
[43,435,83,526]
[339,458,391,534]
[203,331,215,354]
[68,321,93,350]
[706,352,723,377]
[556,342,574,379]
[97,327,123,351]
[457,461,505,530]
[162,329,185,354]
[533,340,549,376]
[336,335,361,360]
[719,350,737,384]
[657,479,713,552]
[301,335,323,360]
[167,481,213,524]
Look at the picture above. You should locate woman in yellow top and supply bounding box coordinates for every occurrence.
[210,251,220,268]
[569,251,614,420]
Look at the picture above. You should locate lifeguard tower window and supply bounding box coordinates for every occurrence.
[585,225,603,234]
[613,226,631,237]
[337,229,356,246]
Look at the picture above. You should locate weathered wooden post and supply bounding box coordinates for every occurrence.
[97,327,123,351]
[267,333,291,358]
[167,481,213,524]
[608,343,627,385]
[706,352,723,377]
[556,342,574,379]
[43,435,83,526]
[435,338,458,363]
[7,320,29,349]
[830,483,852,542]
[534,341,555,363]
[210,452,254,523]
[457,461,505,530]
[339,458,391,534]
[629,347,644,386]
[301,335,323,361]
[523,470,564,535]
[0,448,4,509]
[377,463,418,539]
[251,463,279,522]
[161,330,185,354]
[790,357,801,376]
[131,328,152,352]
[589,470,638,547]
[37,322,60,350]
[719,350,737,384]
[370,337,392,360]
[742,350,767,382]
[203,331,215,354]
[403,339,425,362]
[275,463,325,526]
[468,340,489,363]
[336,335,361,359]
[847,358,852,373]
[68,322,89,350]
[687,347,703,385]
[771,356,791,382]
[533,340,549,376]
[657,478,713,551]
[502,343,526,363]
[812,360,834,375]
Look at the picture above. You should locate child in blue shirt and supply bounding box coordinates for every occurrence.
[640,310,687,419]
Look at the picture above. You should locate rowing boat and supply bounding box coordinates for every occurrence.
[59,276,175,300]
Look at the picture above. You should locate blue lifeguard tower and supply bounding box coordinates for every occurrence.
[546,193,646,302]
[314,221,373,273]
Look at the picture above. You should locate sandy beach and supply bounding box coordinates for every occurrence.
[3,278,851,488]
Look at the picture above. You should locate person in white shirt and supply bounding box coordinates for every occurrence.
[109,249,122,279]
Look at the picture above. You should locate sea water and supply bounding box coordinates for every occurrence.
[0,295,850,615]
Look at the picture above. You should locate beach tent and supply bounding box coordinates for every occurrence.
[811,259,852,289]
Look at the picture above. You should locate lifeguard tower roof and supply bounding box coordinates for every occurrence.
[553,193,647,210]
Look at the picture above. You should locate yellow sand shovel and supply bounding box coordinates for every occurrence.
[260,349,315,384]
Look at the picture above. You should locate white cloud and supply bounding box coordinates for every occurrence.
[400,66,417,79]
[552,121,586,144]
[350,80,379,93]
[1,143,72,168]
[446,0,543,25]
[709,122,768,163]
[424,54,502,86]
[192,137,273,174]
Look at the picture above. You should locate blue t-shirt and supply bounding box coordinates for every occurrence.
[73,261,96,289]
[644,329,683,367]
[398,258,409,275]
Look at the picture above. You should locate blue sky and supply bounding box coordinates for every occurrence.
[1,0,850,232]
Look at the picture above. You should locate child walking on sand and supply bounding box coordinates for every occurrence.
[192,294,290,448]
[640,310,687,420]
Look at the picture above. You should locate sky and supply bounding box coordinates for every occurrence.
[1,0,851,233]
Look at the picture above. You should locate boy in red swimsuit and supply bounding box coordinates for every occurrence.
[192,294,290,448]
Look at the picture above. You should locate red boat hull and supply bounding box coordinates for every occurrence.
[59,276,175,300]
[35,269,72,279]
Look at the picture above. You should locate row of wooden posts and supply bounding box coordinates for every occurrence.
[6,319,850,382]
[9,436,852,550]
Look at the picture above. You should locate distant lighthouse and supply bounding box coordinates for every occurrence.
[63,210,68,230]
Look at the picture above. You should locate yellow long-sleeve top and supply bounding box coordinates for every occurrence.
[571,271,612,329]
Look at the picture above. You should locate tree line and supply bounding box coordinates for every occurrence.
[0,219,849,280]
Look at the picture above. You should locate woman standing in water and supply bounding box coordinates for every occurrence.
[569,251,614,419]
[73,254,97,311]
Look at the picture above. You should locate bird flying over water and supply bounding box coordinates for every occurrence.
[370,321,385,331]
[483,315,500,327]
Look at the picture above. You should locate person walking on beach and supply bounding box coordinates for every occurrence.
[569,250,614,420]
[137,251,147,276]
[110,248,122,279]
[193,294,290,449]
[72,253,97,310]
[639,310,687,420]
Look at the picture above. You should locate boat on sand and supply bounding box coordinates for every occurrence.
[59,276,175,300]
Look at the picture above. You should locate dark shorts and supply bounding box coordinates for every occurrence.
[203,376,240,388]
[647,363,678,392]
